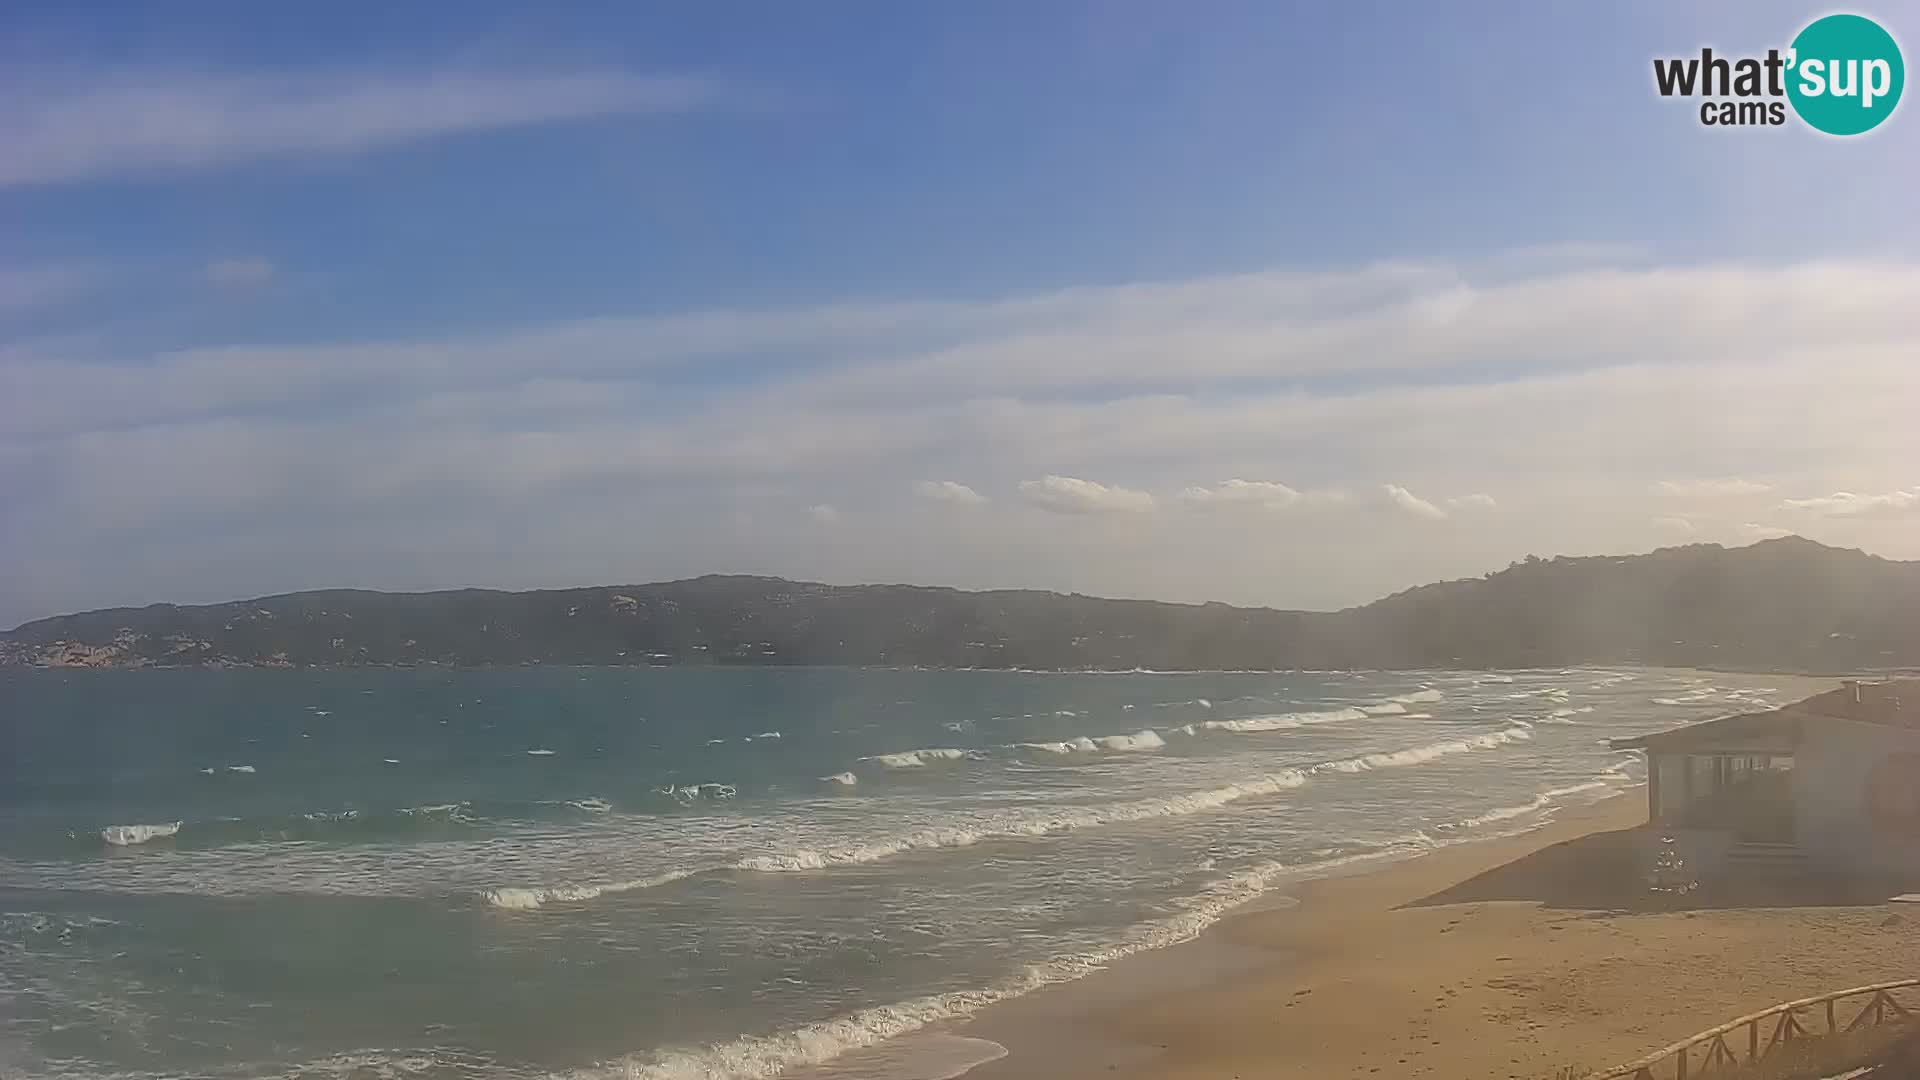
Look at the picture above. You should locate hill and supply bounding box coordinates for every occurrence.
[4,537,1916,672]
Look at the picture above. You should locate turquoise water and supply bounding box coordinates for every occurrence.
[0,666,1820,1079]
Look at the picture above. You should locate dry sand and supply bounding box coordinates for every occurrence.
[958,794,1920,1080]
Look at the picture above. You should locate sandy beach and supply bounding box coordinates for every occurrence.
[957,793,1919,1080]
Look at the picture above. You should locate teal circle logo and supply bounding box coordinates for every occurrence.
[1787,14,1904,135]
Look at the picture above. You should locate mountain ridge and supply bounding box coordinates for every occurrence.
[6,536,1917,672]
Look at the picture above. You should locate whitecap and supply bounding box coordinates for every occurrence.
[526,748,556,756]
[1186,707,1366,734]
[861,748,972,769]
[658,783,738,804]
[733,770,1312,874]
[100,822,181,846]
[1315,725,1532,773]
[226,765,256,774]
[484,868,698,911]
[1391,688,1445,704]
[821,772,859,786]
[1012,729,1165,755]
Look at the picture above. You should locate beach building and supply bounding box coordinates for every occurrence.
[1612,680,1920,884]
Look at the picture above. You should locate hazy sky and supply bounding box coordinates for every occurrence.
[3,2,1917,626]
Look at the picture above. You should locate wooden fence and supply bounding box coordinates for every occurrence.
[1596,978,1917,1079]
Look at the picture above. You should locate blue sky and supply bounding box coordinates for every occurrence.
[3,2,1916,625]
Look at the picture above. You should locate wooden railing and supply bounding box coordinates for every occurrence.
[1596,979,1917,1079]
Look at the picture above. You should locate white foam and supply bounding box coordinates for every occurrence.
[382,758,400,764]
[484,868,698,910]
[100,822,181,846]
[861,748,972,769]
[1477,673,1516,684]
[226,765,256,774]
[1392,688,1445,704]
[1316,725,1532,773]
[565,797,613,814]
[660,783,738,804]
[733,770,1312,874]
[526,748,557,756]
[1194,698,1213,709]
[1012,729,1166,755]
[1359,702,1408,716]
[1015,737,1102,754]
[1186,707,1366,734]
[1092,729,1164,752]
[821,772,859,786]
[1446,796,1550,828]
[580,842,1387,1080]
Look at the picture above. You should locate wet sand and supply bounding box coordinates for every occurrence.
[958,794,1920,1080]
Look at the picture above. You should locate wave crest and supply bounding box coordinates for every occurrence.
[100,822,181,846]
[1178,707,1366,735]
[861,748,974,769]
[483,869,698,911]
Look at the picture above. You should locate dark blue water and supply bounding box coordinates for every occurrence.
[0,666,1819,1080]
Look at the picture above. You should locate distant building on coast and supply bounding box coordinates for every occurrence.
[1612,679,1920,884]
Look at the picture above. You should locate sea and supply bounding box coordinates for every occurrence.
[0,666,1825,1080]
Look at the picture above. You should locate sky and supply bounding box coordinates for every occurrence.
[3,1,1918,627]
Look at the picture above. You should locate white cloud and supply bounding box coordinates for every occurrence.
[806,504,841,525]
[1778,489,1920,518]
[7,254,1920,624]
[1382,484,1447,521]
[1652,478,1772,497]
[205,257,276,287]
[1445,493,1497,511]
[1017,475,1154,515]
[913,480,987,506]
[0,68,724,188]
[1651,516,1698,533]
[1740,523,1793,539]
[1178,479,1342,511]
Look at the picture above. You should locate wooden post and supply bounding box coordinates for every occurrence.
[1826,998,1837,1033]
[1748,1017,1759,1061]
[1675,1043,1688,1080]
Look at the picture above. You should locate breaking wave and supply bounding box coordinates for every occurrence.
[100,822,181,846]
[821,772,859,786]
[578,831,1458,1080]
[483,869,700,911]
[720,726,1534,879]
[1174,706,1366,736]
[861,748,974,769]
[1316,725,1532,773]
[1013,729,1166,754]
[659,783,737,804]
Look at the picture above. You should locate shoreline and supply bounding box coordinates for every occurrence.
[947,792,1917,1080]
